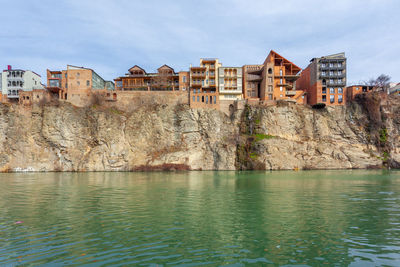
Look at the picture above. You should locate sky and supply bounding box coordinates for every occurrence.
[1,0,399,85]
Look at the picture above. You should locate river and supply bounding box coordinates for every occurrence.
[0,170,400,266]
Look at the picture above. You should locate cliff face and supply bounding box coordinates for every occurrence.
[0,96,399,172]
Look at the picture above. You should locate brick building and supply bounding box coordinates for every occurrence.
[296,53,347,106]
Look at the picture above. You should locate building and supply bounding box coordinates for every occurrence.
[243,50,304,104]
[242,65,263,99]
[346,85,375,101]
[389,83,400,95]
[179,71,189,91]
[114,65,182,91]
[189,58,221,109]
[19,89,52,106]
[47,65,114,106]
[296,53,347,106]
[0,65,44,103]
[218,67,243,111]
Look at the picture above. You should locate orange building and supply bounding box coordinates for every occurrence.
[47,65,114,106]
[189,58,221,109]
[243,50,304,104]
[114,65,183,91]
[346,85,375,101]
[296,53,347,106]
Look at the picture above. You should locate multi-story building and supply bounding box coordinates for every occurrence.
[0,65,44,102]
[218,67,243,111]
[296,53,347,106]
[189,58,221,109]
[346,85,375,101]
[243,51,304,104]
[243,65,263,99]
[47,65,114,106]
[114,65,182,91]
[179,71,189,91]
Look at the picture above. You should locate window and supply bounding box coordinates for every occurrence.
[197,96,199,102]
[214,96,216,104]
[338,70,342,75]
[329,71,333,76]
[338,95,343,103]
[330,95,335,103]
[321,63,326,68]
[77,81,80,85]
[322,71,326,76]
[322,87,326,94]
[183,76,186,82]
[268,77,273,83]
[330,87,335,94]
[329,63,334,67]
[338,79,342,84]
[280,94,283,97]
[206,71,208,75]
[338,62,342,68]
[329,79,334,84]
[192,96,195,102]
[86,80,90,86]
[268,68,272,74]
[183,87,186,91]
[338,87,343,94]
[268,85,273,92]
[65,73,67,78]
[356,87,359,91]
[279,69,283,75]
[202,96,204,102]
[322,95,326,102]
[210,96,212,104]
[280,86,283,91]
[280,78,283,84]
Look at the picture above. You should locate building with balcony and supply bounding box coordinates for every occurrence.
[296,53,347,106]
[114,65,182,91]
[47,65,114,106]
[218,67,243,111]
[0,65,44,103]
[243,51,304,104]
[189,58,221,109]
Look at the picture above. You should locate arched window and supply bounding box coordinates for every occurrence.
[268,68,272,74]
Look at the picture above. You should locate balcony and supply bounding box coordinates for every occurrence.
[285,91,296,96]
[7,90,19,98]
[191,72,205,78]
[190,66,206,70]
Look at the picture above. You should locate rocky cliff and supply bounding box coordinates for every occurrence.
[0,94,399,172]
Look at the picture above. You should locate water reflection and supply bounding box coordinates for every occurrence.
[0,170,399,266]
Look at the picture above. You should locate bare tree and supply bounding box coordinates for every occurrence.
[364,74,391,93]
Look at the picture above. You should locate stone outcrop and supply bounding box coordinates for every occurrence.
[0,94,399,172]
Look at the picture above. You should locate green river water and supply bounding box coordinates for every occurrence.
[0,170,400,266]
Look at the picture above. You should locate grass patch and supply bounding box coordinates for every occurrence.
[254,133,275,141]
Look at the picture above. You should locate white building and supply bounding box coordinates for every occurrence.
[218,67,243,101]
[0,65,44,100]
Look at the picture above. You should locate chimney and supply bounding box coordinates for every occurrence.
[7,65,11,71]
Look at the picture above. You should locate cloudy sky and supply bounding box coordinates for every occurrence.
[1,0,399,84]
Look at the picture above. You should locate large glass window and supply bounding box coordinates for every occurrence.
[330,87,335,94]
[322,95,326,102]
[330,95,335,103]
[49,80,60,87]
[322,87,326,94]
[338,95,343,103]
[92,72,106,90]
[338,87,343,94]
